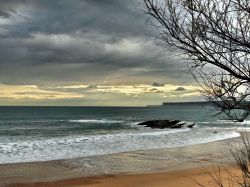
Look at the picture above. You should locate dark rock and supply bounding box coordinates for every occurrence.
[170,122,186,128]
[138,120,195,129]
[187,123,195,128]
[138,120,180,129]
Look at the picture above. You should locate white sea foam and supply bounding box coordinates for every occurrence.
[0,128,240,164]
[217,120,250,125]
[69,119,121,123]
[209,126,250,132]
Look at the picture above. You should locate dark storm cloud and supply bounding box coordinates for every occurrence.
[0,0,144,37]
[0,1,20,18]
[0,0,192,86]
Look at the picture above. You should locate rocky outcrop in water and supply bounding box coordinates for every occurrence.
[137,120,195,129]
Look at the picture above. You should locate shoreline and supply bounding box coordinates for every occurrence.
[0,134,243,187]
[0,128,240,165]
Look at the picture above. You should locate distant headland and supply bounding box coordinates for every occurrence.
[147,101,210,107]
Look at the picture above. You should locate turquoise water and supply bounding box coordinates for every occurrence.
[0,106,244,164]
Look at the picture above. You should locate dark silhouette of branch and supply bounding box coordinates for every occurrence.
[143,0,250,186]
[144,0,250,120]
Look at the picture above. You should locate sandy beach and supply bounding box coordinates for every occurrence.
[5,165,242,187]
[0,135,244,187]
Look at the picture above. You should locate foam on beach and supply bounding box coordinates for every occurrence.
[69,119,122,124]
[0,126,240,164]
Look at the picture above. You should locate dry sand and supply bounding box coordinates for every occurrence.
[6,164,242,187]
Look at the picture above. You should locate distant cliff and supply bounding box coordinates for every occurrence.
[148,101,250,109]
[161,101,210,107]
[146,101,211,107]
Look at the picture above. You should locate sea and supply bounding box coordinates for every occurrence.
[0,105,246,164]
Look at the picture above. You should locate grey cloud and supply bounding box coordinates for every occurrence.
[0,11,11,18]
[87,85,97,89]
[0,1,21,18]
[174,87,187,92]
[0,0,194,86]
[152,82,165,87]
[148,88,162,93]
[0,0,145,37]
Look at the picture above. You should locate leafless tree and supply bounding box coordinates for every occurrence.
[144,0,250,121]
[143,0,250,186]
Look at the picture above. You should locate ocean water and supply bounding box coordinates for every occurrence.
[0,105,245,164]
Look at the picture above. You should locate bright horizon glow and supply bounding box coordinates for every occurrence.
[0,83,202,106]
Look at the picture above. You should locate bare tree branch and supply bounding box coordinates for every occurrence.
[144,0,250,120]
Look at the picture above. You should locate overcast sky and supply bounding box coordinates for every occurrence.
[0,0,202,106]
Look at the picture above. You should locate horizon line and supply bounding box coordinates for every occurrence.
[0,101,206,107]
